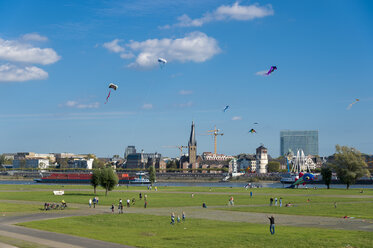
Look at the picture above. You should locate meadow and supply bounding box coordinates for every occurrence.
[19,213,373,248]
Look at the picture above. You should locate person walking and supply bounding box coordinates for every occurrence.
[139,192,142,200]
[170,212,175,225]
[182,211,185,221]
[177,215,181,223]
[111,204,115,213]
[93,198,96,208]
[250,191,253,198]
[89,198,92,208]
[270,198,273,206]
[275,197,278,206]
[144,200,147,208]
[279,197,282,207]
[267,216,275,235]
[127,199,130,208]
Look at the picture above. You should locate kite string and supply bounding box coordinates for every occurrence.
[105,89,111,104]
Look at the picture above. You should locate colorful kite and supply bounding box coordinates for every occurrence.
[158,57,167,69]
[223,105,230,112]
[105,83,118,104]
[249,129,256,133]
[266,66,277,75]
[287,172,315,188]
[347,98,359,110]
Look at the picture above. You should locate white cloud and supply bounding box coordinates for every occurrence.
[0,64,48,82]
[22,33,48,42]
[62,100,100,109]
[177,101,193,108]
[142,103,153,110]
[232,116,242,121]
[120,52,135,59]
[126,32,220,68]
[0,38,60,65]
[163,2,274,28]
[179,90,193,95]
[103,39,125,53]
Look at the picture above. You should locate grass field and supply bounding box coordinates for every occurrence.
[18,213,373,248]
[0,202,42,213]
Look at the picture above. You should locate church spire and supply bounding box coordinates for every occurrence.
[189,121,196,147]
[188,121,197,164]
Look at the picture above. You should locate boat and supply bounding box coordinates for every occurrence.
[34,172,151,184]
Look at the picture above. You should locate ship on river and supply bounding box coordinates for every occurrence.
[34,172,151,184]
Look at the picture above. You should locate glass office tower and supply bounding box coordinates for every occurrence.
[280,130,318,156]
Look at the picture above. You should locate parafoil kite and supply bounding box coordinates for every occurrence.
[223,105,230,112]
[249,129,256,133]
[158,57,167,69]
[347,98,359,110]
[105,83,118,104]
[287,172,315,188]
[266,66,277,75]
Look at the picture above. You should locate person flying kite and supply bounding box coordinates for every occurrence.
[158,57,167,69]
[266,66,277,75]
[347,98,359,110]
[105,83,118,104]
[223,105,230,112]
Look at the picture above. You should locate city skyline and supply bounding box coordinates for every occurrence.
[1,1,372,158]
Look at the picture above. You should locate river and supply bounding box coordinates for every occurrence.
[1,180,373,189]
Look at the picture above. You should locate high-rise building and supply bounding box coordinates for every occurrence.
[280,130,318,156]
[124,146,136,159]
[188,121,197,164]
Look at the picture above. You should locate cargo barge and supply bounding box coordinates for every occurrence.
[34,172,151,184]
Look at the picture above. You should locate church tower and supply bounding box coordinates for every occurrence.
[188,121,197,164]
[256,145,268,173]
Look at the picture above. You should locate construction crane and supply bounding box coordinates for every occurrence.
[206,126,223,155]
[162,145,188,157]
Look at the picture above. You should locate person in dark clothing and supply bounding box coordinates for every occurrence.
[139,193,142,200]
[267,216,275,235]
[270,198,273,206]
[202,202,207,208]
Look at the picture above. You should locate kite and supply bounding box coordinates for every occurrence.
[266,66,277,75]
[287,172,315,188]
[223,105,230,112]
[347,98,359,110]
[158,57,167,69]
[249,129,256,133]
[105,83,118,104]
[253,122,258,124]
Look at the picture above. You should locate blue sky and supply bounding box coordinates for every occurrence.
[0,0,372,158]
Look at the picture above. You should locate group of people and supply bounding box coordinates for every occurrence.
[170,212,185,225]
[269,197,283,207]
[44,200,67,211]
[89,197,99,208]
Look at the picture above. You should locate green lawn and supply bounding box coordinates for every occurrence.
[217,201,373,219]
[18,213,373,248]
[0,202,42,212]
[0,190,370,209]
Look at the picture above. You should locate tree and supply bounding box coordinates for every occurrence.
[267,161,281,172]
[148,165,156,185]
[99,167,118,196]
[93,158,105,168]
[91,169,101,194]
[320,165,333,189]
[331,145,370,189]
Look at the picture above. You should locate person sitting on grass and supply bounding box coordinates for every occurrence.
[202,202,207,208]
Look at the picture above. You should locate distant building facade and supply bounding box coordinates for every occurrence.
[256,145,268,174]
[280,130,318,156]
[13,158,49,169]
[124,146,136,159]
[68,158,94,170]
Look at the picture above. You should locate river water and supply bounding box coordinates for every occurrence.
[1,180,372,189]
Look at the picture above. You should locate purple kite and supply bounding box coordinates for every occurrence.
[105,83,118,104]
[266,66,277,75]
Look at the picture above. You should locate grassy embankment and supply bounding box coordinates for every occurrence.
[18,213,373,248]
[0,186,372,218]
